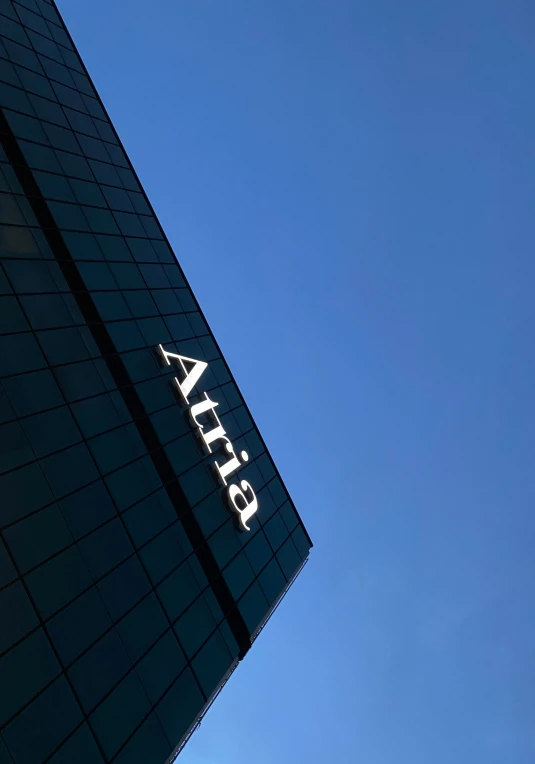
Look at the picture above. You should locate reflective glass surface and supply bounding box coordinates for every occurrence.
[0,1,312,762]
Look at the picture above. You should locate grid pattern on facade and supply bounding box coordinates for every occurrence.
[0,1,312,762]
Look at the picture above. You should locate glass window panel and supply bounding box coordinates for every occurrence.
[238,581,269,635]
[29,30,62,62]
[138,263,168,289]
[113,211,145,237]
[39,442,99,498]
[62,230,103,260]
[157,560,200,624]
[122,491,173,549]
[0,582,39,654]
[48,200,90,231]
[83,205,119,235]
[136,316,170,345]
[164,314,194,342]
[0,0,19,20]
[97,556,151,621]
[208,521,241,569]
[222,552,254,600]
[258,558,286,605]
[174,596,217,659]
[106,320,145,352]
[155,668,204,748]
[39,327,91,367]
[116,167,139,191]
[59,47,84,74]
[47,724,104,764]
[47,588,112,667]
[43,122,81,153]
[126,237,157,262]
[163,265,185,288]
[25,544,92,619]
[104,143,127,167]
[0,56,21,86]
[0,629,60,728]
[244,530,272,575]
[52,81,85,111]
[71,70,94,96]
[4,109,48,142]
[14,4,50,36]
[151,289,181,315]
[109,262,144,289]
[77,133,109,162]
[68,628,132,713]
[192,493,227,539]
[5,504,73,573]
[136,630,186,704]
[91,291,131,320]
[0,295,28,332]
[115,593,168,664]
[56,148,93,180]
[16,65,56,99]
[139,526,187,586]
[291,525,311,559]
[59,480,117,541]
[0,80,34,113]
[89,672,150,761]
[47,22,72,49]
[63,106,98,137]
[121,348,160,383]
[178,463,214,507]
[34,169,75,201]
[123,290,156,318]
[149,405,188,445]
[264,512,288,552]
[2,677,82,764]
[71,392,124,439]
[151,240,175,264]
[82,95,105,120]
[70,178,106,207]
[20,293,76,329]
[113,713,169,764]
[127,192,150,215]
[100,184,133,212]
[0,537,16,589]
[0,461,53,526]
[141,216,162,239]
[94,233,131,261]
[77,261,116,290]
[78,519,133,580]
[93,120,116,144]
[0,419,33,472]
[191,629,232,699]
[219,619,240,660]
[29,99,68,133]
[39,55,75,87]
[276,537,301,580]
[0,383,16,425]
[54,360,106,402]
[88,158,120,187]
[88,423,145,475]
[104,456,161,512]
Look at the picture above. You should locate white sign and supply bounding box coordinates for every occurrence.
[157,344,259,531]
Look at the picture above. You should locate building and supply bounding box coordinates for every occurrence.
[0,1,313,762]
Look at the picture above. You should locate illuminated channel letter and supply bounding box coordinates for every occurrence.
[157,344,207,403]
[214,444,249,486]
[157,343,259,530]
[227,481,259,531]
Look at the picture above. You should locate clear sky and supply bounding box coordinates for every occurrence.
[60,2,535,762]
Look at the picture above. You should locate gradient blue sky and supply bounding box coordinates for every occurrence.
[60,2,535,762]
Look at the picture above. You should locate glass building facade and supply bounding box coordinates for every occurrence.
[0,1,312,762]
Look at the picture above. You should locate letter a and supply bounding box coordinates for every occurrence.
[227,481,259,531]
[157,344,208,403]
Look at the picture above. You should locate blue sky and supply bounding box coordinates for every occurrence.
[61,1,535,762]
